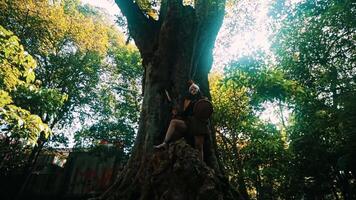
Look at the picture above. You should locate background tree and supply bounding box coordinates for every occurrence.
[0,0,143,189]
[0,25,65,175]
[0,0,107,181]
[211,55,299,199]
[270,0,356,198]
[210,0,355,198]
[74,42,143,158]
[1,0,140,143]
[0,0,109,129]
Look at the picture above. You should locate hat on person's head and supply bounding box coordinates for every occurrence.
[187,80,194,86]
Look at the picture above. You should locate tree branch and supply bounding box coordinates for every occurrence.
[114,0,158,51]
[159,0,190,25]
[195,0,226,22]
[190,0,226,79]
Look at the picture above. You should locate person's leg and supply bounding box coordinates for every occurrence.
[194,136,204,161]
[154,119,187,149]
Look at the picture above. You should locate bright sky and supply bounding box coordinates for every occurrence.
[81,0,119,16]
[213,0,273,71]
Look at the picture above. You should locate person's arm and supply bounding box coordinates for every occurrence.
[183,99,191,111]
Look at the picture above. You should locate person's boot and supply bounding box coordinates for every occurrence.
[154,141,168,149]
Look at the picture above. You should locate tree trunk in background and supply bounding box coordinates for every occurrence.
[98,1,243,199]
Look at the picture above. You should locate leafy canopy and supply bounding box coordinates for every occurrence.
[1,25,45,143]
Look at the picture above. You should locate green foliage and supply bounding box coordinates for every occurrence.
[240,123,291,200]
[0,25,65,174]
[0,0,109,56]
[0,0,142,162]
[211,0,356,199]
[214,1,356,198]
[211,58,294,198]
[271,0,356,198]
[74,43,142,152]
[11,85,68,123]
[0,26,35,91]
[136,0,160,19]
[223,56,304,106]
[0,25,50,143]
[0,0,113,130]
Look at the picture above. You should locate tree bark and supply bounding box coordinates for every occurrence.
[97,1,243,199]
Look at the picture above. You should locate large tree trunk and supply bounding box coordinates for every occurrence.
[97,1,243,199]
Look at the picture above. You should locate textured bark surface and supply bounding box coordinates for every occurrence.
[96,1,243,199]
[100,139,241,200]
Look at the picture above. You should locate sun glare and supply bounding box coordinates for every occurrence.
[81,0,120,21]
[213,0,273,72]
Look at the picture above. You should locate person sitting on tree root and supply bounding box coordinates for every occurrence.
[154,81,213,161]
